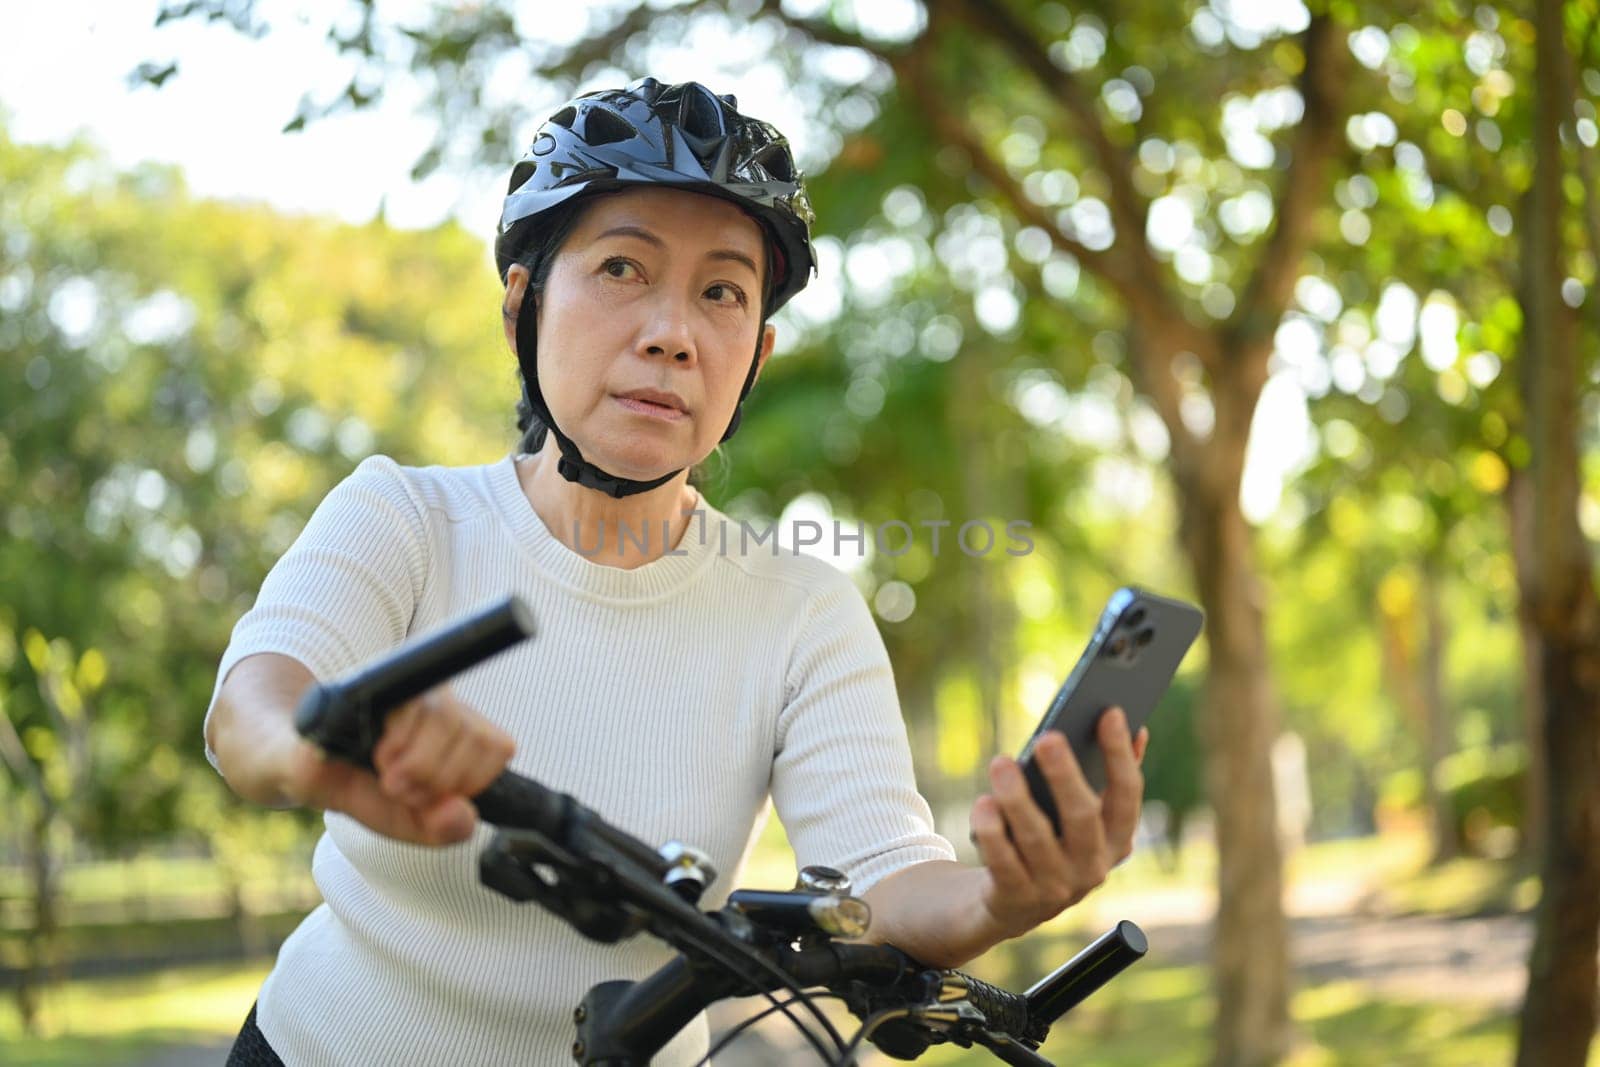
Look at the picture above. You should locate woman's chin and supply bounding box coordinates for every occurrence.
[583,441,695,482]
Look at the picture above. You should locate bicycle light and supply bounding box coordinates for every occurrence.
[726,889,872,939]
[794,864,852,896]
[657,841,716,904]
[808,895,871,939]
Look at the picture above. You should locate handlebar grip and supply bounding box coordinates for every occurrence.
[471,770,568,834]
[954,971,1033,1040]
[471,773,673,885]
[295,596,537,769]
[1024,919,1147,1025]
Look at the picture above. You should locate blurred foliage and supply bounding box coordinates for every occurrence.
[3,0,1598,1053]
[0,127,518,907]
[123,0,1600,844]
[0,1,1565,1063]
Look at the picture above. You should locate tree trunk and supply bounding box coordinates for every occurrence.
[892,7,1344,1060]
[1516,630,1600,1067]
[1174,372,1292,1067]
[957,350,1013,763]
[17,802,60,1037]
[1513,2,1600,1062]
[1505,467,1548,868]
[1420,565,1457,864]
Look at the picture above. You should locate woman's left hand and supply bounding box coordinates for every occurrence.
[968,707,1149,940]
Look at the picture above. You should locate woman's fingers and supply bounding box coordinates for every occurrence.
[1031,730,1110,898]
[969,792,1027,892]
[377,689,465,803]
[371,699,424,772]
[1031,731,1096,834]
[1098,710,1145,865]
[331,764,475,845]
[988,752,1070,882]
[416,794,478,843]
[435,716,516,799]
[291,685,515,847]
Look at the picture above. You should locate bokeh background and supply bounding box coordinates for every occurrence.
[3,1,1599,1064]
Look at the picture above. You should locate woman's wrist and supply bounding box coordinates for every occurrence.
[211,656,318,808]
[214,713,289,806]
[214,707,297,807]
[862,861,1015,969]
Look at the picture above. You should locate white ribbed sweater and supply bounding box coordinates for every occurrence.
[204,454,955,1066]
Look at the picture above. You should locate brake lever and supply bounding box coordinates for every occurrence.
[480,828,645,943]
[966,1029,1055,1067]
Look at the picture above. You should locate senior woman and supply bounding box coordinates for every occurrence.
[205,78,1148,1066]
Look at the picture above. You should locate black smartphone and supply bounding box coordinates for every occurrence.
[1018,587,1203,832]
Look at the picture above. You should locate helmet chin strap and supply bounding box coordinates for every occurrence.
[513,284,759,500]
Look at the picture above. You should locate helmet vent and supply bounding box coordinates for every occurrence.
[677,85,727,142]
[506,160,537,194]
[751,143,793,182]
[549,106,577,130]
[582,107,637,147]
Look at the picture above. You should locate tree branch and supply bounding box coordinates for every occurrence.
[537,2,682,77]
[953,0,1166,296]
[1228,13,1352,357]
[898,59,1123,269]
[1125,318,1204,464]
[780,0,1215,453]
[754,0,907,57]
[0,701,44,800]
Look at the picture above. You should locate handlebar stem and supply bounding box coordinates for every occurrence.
[575,956,747,1065]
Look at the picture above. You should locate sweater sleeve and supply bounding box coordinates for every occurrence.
[201,455,430,772]
[769,566,956,895]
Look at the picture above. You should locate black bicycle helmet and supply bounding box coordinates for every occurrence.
[497,76,817,499]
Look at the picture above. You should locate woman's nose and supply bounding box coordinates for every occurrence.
[637,295,696,364]
[645,342,691,362]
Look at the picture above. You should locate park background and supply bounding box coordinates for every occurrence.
[3,0,1599,1064]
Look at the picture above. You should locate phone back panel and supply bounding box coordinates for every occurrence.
[1020,588,1203,820]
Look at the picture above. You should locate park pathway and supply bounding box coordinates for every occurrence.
[128,910,1536,1066]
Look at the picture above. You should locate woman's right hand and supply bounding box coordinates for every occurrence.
[276,685,517,847]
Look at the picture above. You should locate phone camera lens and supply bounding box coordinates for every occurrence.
[1135,627,1155,648]
[1108,634,1129,657]
[1125,607,1147,628]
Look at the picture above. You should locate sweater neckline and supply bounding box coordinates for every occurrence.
[489,454,720,601]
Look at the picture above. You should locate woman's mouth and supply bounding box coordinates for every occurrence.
[613,395,688,421]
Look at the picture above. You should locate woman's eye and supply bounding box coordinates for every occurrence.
[601,257,639,279]
[705,283,747,307]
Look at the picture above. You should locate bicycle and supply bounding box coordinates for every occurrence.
[295,596,1148,1066]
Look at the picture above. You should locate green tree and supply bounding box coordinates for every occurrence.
[0,126,518,1024]
[137,4,1600,1064]
[1512,2,1600,1063]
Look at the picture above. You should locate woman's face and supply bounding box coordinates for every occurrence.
[505,186,776,481]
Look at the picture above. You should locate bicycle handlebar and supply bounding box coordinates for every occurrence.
[292,597,666,869]
[291,595,1148,1065]
[294,596,536,771]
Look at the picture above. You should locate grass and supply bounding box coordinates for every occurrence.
[0,827,1562,1065]
[0,908,312,973]
[1057,824,1534,930]
[0,959,272,1067]
[4,956,1561,1067]
[1375,853,1538,916]
[924,961,1562,1067]
[0,853,319,928]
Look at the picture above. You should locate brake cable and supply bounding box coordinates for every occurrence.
[652,918,846,1061]
[692,992,851,1067]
